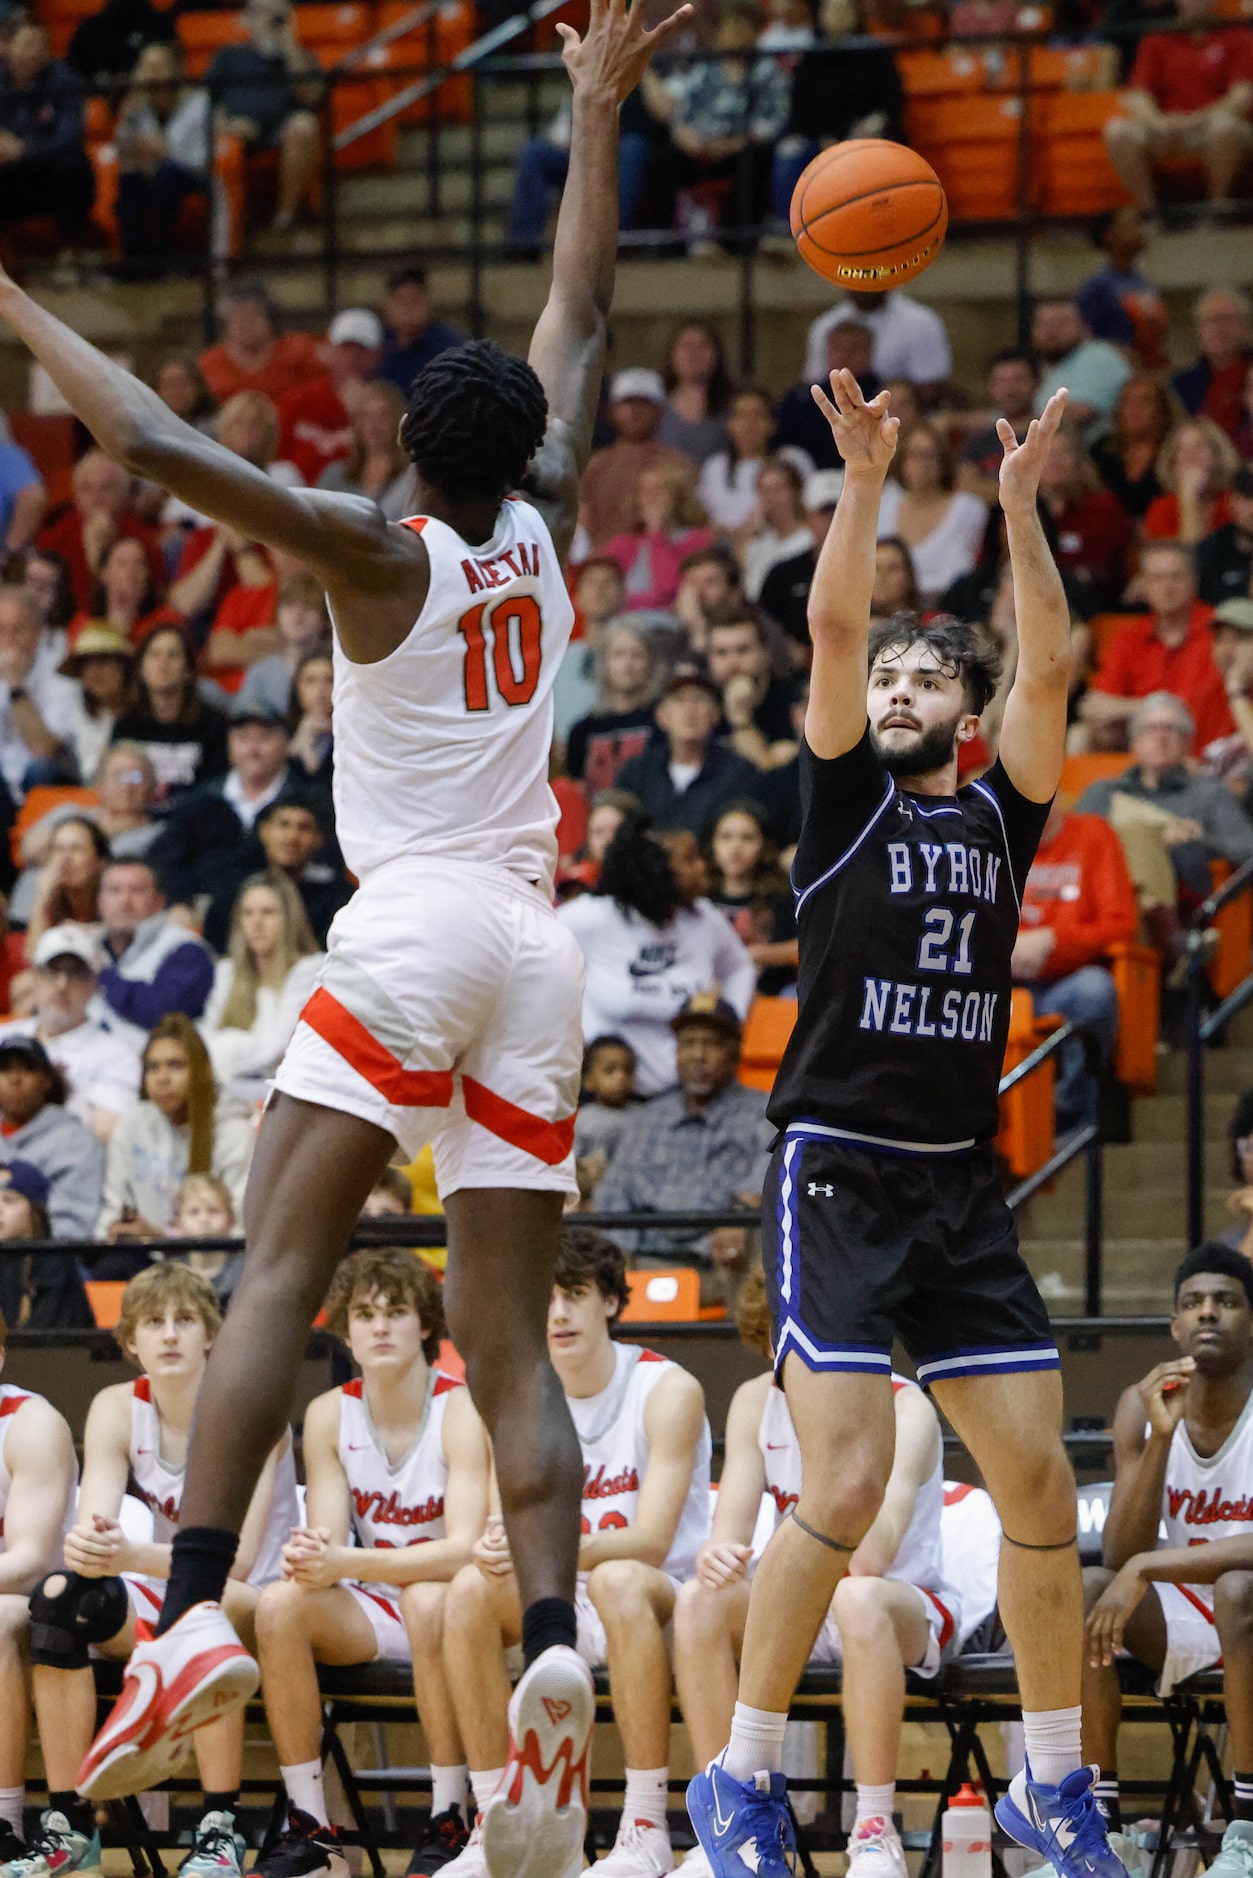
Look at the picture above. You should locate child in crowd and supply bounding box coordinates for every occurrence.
[171,1173,242,1308]
[573,1034,638,1199]
[361,1166,414,1219]
[706,800,799,995]
[11,1264,298,1878]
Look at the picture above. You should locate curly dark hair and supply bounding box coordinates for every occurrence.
[324,1246,446,1364]
[867,612,1004,715]
[554,1225,630,1326]
[400,340,548,504]
[597,812,682,929]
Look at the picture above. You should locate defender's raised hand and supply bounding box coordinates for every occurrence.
[556,0,693,106]
[811,369,899,478]
[997,387,1068,514]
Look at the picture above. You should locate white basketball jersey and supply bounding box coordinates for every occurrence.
[1160,1388,1253,1609]
[336,1370,461,1597]
[331,498,576,892]
[129,1377,298,1588]
[0,1384,67,1554]
[569,1344,712,1582]
[758,1375,945,1588]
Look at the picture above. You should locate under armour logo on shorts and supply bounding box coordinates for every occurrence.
[807,1182,835,1197]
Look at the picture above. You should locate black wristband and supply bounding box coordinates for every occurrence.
[10,687,27,703]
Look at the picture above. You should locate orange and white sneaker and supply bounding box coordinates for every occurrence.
[480,1645,594,1878]
[77,1604,259,1801]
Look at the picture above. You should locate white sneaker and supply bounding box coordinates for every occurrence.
[77,1602,259,1800]
[441,1814,489,1876]
[595,1817,673,1876]
[671,1849,713,1877]
[480,1644,594,1878]
[846,1816,909,1878]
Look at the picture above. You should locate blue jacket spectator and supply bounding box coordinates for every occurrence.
[376,266,463,395]
[0,23,96,252]
[0,441,44,566]
[96,858,215,1034]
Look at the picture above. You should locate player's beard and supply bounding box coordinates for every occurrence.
[871,711,965,779]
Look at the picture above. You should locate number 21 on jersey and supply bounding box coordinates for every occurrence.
[458,595,543,712]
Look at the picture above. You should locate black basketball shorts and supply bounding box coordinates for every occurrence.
[760,1122,1058,1387]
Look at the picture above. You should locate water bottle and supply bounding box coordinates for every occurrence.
[942,1783,993,1878]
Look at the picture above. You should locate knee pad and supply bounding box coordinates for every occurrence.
[29,1571,130,1669]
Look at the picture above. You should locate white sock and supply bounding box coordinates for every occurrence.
[623,1767,669,1832]
[0,1789,22,1837]
[281,1760,328,1826]
[470,1767,505,1815]
[855,1784,896,1831]
[431,1765,468,1818]
[1022,1707,1083,1788]
[721,1703,788,1782]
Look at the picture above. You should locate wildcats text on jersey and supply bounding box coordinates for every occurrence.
[461,542,542,594]
[350,1487,445,1530]
[584,1463,640,1500]
[1167,1484,1253,1526]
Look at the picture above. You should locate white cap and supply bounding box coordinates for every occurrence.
[33,923,102,973]
[609,368,667,407]
[328,308,385,350]
[804,468,844,512]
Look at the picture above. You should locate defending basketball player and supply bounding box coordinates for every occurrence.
[253,1249,490,1877]
[18,1265,297,1878]
[674,1269,958,1878]
[687,369,1129,1878]
[442,1228,710,1878]
[0,3,689,1866]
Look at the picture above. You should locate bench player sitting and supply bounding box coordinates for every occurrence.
[15,1265,298,1878]
[254,1247,490,1878]
[674,1267,959,1878]
[0,1297,78,1878]
[1079,1246,1253,1878]
[442,1225,711,1878]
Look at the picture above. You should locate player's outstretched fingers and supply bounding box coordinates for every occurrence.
[811,381,839,424]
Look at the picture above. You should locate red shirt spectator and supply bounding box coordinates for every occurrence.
[277,307,384,486]
[1129,21,1253,113]
[198,281,325,407]
[1020,808,1139,982]
[1144,489,1234,539]
[203,579,280,694]
[1090,602,1233,754]
[36,450,164,613]
[1040,428,1135,610]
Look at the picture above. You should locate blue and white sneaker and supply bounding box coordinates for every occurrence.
[686,1762,796,1877]
[995,1765,1130,1878]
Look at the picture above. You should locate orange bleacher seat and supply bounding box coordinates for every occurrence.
[621,1269,724,1324]
[1057,750,1134,802]
[86,1282,127,1329]
[907,95,1029,221]
[9,415,76,510]
[1107,941,1160,1094]
[1209,859,1253,1001]
[366,2,475,125]
[328,65,399,169]
[1088,611,1142,665]
[42,0,100,57]
[997,988,1059,1178]
[295,0,375,49]
[11,785,97,868]
[1027,43,1116,90]
[897,45,988,95]
[1036,89,1130,217]
[178,11,249,77]
[738,996,798,1093]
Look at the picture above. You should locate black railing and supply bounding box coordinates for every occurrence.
[1185,858,1253,1249]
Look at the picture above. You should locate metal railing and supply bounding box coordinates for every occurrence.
[1185,857,1253,1248]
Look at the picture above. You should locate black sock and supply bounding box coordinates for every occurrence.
[521,1597,577,1669]
[48,1793,94,1836]
[201,1793,239,1821]
[1232,1773,1253,1822]
[155,1527,240,1635]
[1092,1774,1121,1832]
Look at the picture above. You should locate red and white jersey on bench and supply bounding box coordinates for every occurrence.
[331,498,576,894]
[336,1371,463,1591]
[1160,1389,1253,1615]
[570,1343,712,1583]
[758,1373,946,1590]
[130,1376,298,1587]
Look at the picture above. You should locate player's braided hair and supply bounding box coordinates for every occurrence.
[399,340,549,504]
[868,613,1004,715]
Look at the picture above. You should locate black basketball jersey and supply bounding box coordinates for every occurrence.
[767,727,1052,1150]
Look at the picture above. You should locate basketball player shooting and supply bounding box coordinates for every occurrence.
[0,3,688,1869]
[688,371,1130,1878]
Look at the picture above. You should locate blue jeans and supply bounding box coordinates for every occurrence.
[771,135,819,224]
[1032,964,1120,1131]
[508,132,650,243]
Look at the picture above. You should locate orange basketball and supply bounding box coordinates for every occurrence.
[790,139,948,292]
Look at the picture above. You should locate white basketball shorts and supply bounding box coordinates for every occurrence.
[1156,1580,1222,1695]
[810,1581,962,1680]
[274,858,585,1197]
[343,1581,414,1663]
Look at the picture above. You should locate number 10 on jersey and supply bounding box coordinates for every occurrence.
[458,595,543,711]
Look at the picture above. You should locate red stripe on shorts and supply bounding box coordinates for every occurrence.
[918,1585,956,1652]
[461,1076,575,1166]
[1177,1584,1217,1626]
[300,987,453,1110]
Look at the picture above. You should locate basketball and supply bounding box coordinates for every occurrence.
[790,139,949,292]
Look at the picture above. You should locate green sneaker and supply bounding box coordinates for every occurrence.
[1206,1821,1253,1878]
[0,1811,101,1878]
[178,1811,247,1878]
